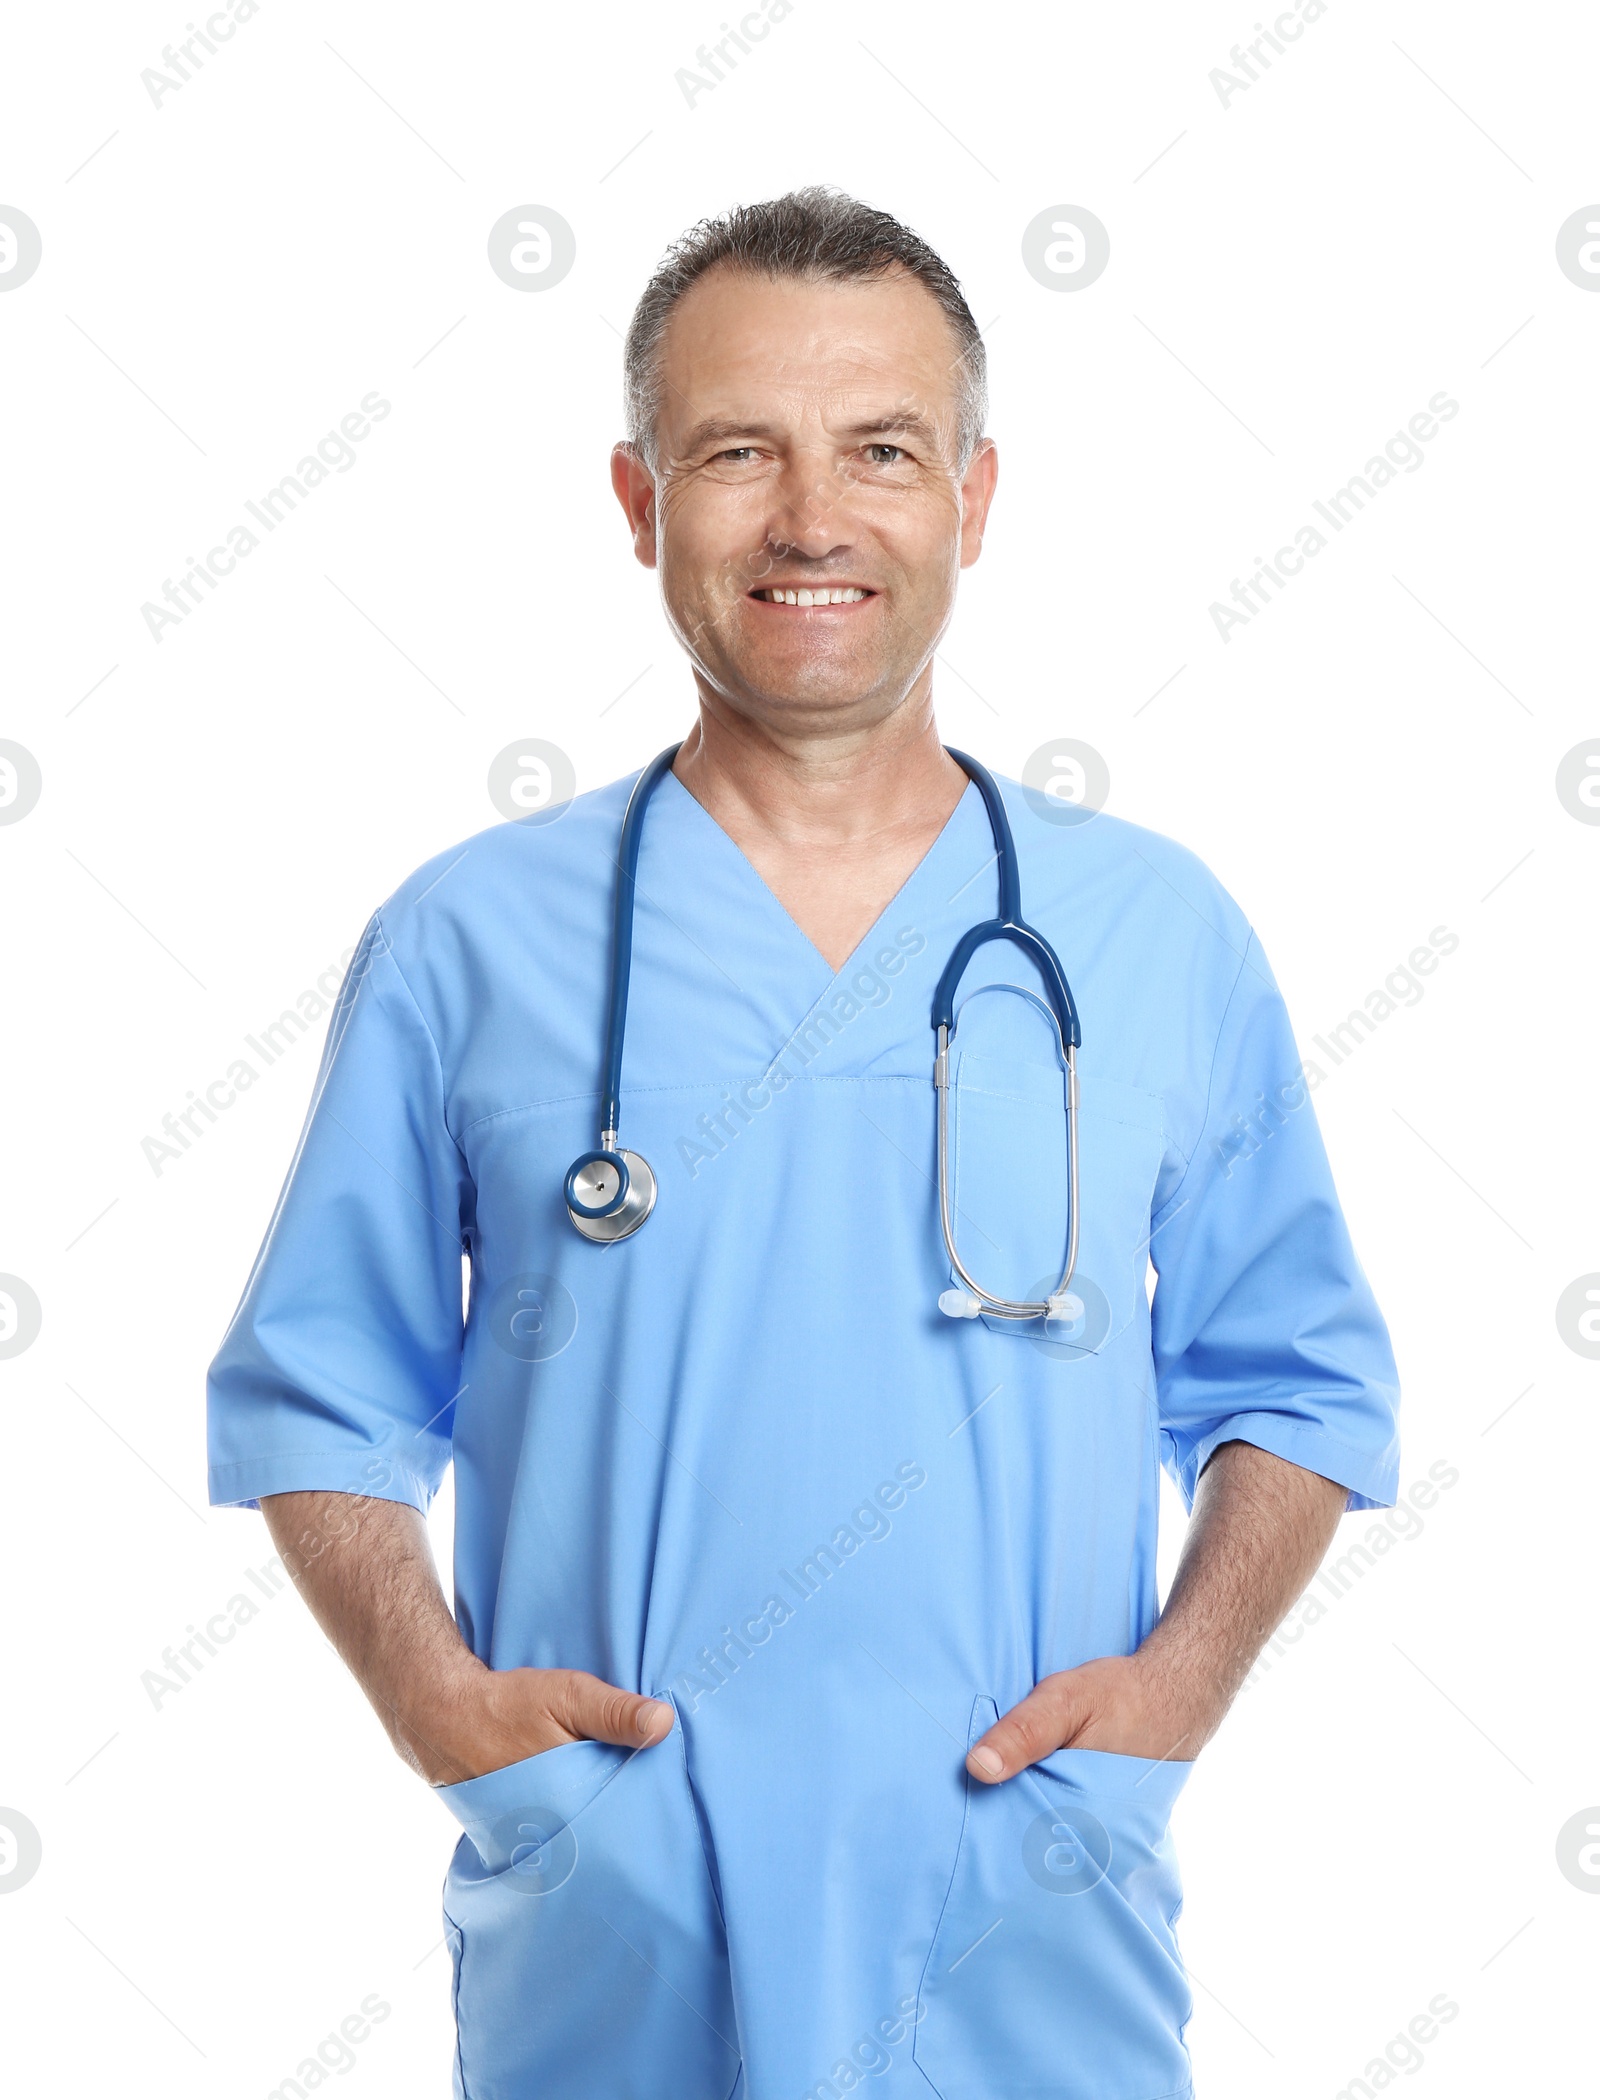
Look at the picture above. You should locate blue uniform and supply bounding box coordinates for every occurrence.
[208,767,1400,2100]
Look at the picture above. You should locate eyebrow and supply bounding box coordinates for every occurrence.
[679,411,949,456]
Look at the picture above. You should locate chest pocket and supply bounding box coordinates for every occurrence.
[949,1049,1168,1349]
[949,1050,1072,1309]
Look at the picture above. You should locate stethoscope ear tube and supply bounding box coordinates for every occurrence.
[931,750,1083,1324]
[931,920,1080,1049]
[563,745,682,1245]
[598,746,683,1140]
[563,742,1084,1288]
[935,1024,1080,1322]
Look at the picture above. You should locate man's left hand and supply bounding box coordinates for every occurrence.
[965,1653,1211,1784]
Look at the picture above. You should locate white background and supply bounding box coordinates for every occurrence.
[2,1,1596,2093]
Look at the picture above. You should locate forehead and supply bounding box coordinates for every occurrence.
[654,264,966,430]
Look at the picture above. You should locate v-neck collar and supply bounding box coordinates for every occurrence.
[655,767,987,986]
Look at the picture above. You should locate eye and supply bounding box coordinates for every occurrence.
[865,443,905,464]
[715,446,758,464]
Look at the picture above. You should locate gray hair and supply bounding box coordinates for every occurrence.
[622,185,988,467]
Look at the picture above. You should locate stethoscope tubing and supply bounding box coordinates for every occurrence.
[935,1024,1080,1320]
[597,743,682,1143]
[929,750,1081,1322]
[569,742,1083,1320]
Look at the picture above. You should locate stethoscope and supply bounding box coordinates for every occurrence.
[564,744,1083,1325]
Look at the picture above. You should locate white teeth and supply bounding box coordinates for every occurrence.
[758,586,867,605]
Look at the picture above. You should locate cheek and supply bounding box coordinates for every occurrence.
[660,491,775,604]
[869,486,963,577]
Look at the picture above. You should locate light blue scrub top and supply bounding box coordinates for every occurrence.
[208,767,1400,2100]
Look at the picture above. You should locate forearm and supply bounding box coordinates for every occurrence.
[969,1438,1350,1779]
[1135,1438,1349,1753]
[259,1489,674,1786]
[261,1489,486,1783]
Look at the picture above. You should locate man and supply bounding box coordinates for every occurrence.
[208,189,1399,2098]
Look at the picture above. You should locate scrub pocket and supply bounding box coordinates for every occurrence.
[948,1050,1074,1334]
[437,1702,739,2100]
[950,1049,1168,1351]
[915,1696,1194,2100]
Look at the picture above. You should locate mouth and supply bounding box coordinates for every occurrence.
[748,584,876,608]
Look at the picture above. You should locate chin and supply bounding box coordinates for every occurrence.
[733,660,898,720]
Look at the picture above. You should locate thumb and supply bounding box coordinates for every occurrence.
[550,1669,674,1749]
[967,1674,1086,1784]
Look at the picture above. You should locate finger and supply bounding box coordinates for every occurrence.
[967,1678,1085,1783]
[554,1670,675,1749]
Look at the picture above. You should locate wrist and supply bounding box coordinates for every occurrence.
[386,1654,496,1786]
[1127,1641,1227,1760]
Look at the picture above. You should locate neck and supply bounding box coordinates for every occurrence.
[672,677,966,853]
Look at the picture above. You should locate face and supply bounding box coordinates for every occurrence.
[612,265,998,737]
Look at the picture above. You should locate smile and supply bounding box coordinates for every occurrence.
[750,586,873,606]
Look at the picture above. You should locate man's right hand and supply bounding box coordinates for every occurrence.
[258,1489,673,1788]
[427,1665,675,1788]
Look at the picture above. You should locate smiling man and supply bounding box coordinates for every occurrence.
[208,190,1400,2099]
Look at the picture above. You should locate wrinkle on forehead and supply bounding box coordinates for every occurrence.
[675,402,955,458]
[655,266,968,457]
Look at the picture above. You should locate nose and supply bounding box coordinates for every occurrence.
[771,447,856,560]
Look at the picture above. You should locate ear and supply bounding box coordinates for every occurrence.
[958,438,999,568]
[611,443,658,569]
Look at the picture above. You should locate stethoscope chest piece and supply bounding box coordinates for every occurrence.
[564,1148,658,1243]
[565,741,1082,1281]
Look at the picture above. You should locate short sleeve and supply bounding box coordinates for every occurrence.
[206,912,471,1513]
[1150,931,1400,1514]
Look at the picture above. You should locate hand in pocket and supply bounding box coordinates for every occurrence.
[966,1654,1203,1782]
[428,1666,674,1787]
